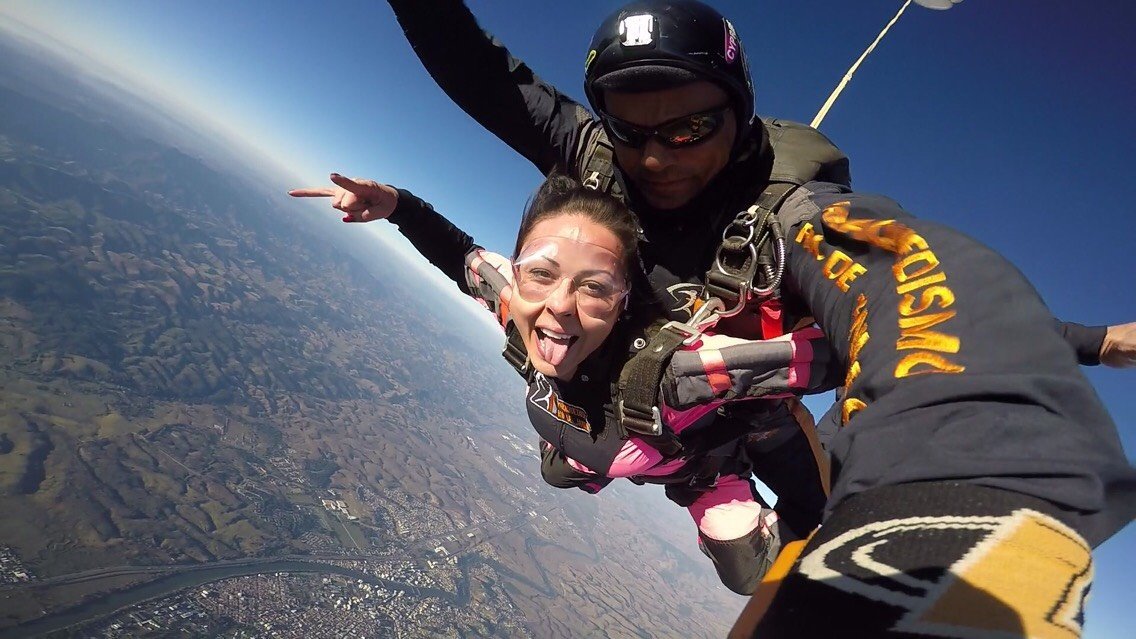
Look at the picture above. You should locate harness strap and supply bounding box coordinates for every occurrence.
[787,398,830,496]
[580,134,624,200]
[759,299,784,340]
[706,182,796,314]
[635,439,737,505]
[615,322,697,456]
[464,249,534,381]
[661,455,727,507]
[613,183,801,446]
[502,320,532,380]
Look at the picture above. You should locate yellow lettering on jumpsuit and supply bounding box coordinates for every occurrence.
[795,203,966,426]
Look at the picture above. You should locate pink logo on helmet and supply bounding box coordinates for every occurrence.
[723,19,738,63]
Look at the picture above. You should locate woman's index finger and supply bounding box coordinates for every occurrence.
[288,187,336,197]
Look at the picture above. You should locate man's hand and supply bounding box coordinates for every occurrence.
[1100,322,1136,368]
[289,173,398,223]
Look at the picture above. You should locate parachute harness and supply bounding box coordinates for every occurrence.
[614,185,794,450]
[707,183,793,317]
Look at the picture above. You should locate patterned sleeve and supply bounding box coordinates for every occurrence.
[661,326,841,410]
[462,249,515,329]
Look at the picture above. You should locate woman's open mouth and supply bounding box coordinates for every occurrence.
[535,327,579,367]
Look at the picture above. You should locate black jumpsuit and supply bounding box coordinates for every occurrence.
[732,186,1136,637]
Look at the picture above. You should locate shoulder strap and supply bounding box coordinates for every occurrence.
[464,250,533,381]
[569,116,845,443]
[705,182,796,312]
[502,320,532,380]
[613,182,798,445]
[706,119,844,314]
[574,117,626,201]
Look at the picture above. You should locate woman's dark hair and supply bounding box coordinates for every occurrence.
[513,173,640,274]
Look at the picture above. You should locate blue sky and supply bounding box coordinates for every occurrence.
[1,0,1133,634]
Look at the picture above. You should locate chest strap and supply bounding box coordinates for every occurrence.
[611,184,797,442]
[615,320,705,457]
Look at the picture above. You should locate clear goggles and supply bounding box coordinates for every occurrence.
[512,236,630,316]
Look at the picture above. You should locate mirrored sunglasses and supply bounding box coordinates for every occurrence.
[600,103,731,149]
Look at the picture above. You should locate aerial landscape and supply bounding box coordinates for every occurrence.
[0,22,738,638]
[2,1,1134,637]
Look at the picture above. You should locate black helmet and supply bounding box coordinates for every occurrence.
[584,0,755,140]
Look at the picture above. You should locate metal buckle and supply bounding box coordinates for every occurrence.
[710,238,758,318]
[705,270,752,318]
[713,241,759,279]
[708,203,778,317]
[688,296,725,329]
[658,321,703,347]
[617,399,663,436]
[689,471,719,488]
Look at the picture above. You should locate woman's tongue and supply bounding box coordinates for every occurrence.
[536,328,576,366]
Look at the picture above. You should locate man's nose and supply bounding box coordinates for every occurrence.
[639,138,675,173]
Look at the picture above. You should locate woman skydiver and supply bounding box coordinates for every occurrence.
[290,173,836,595]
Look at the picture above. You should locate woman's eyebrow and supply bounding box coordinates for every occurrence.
[577,268,620,279]
[521,255,559,268]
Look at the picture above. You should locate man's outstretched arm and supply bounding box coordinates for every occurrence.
[1057,320,1136,367]
[387,0,587,174]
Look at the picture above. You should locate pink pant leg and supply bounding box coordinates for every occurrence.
[687,474,779,541]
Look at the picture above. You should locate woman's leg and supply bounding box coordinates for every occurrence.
[687,474,793,595]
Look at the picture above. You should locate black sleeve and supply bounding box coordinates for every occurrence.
[539,441,612,493]
[387,0,589,174]
[783,187,1135,546]
[386,187,477,287]
[1054,320,1106,366]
